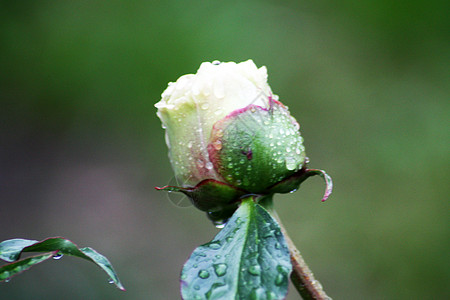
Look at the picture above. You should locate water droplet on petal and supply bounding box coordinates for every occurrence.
[205,162,213,170]
[197,159,205,168]
[108,278,114,284]
[201,103,209,110]
[212,140,222,150]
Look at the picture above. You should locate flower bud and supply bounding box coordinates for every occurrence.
[156,60,331,224]
[156,60,275,187]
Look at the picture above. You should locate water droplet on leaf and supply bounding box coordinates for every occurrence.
[248,265,261,276]
[198,270,210,279]
[213,263,227,277]
[275,273,284,286]
[52,253,63,260]
[215,223,225,229]
[205,282,226,299]
[250,287,266,300]
[209,242,221,250]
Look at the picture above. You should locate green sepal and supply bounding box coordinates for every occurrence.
[156,167,332,225]
[156,179,247,225]
[180,197,292,300]
[266,168,333,202]
[0,237,125,290]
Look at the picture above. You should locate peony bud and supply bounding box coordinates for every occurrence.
[156,60,331,224]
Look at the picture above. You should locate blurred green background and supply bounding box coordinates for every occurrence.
[1,1,448,299]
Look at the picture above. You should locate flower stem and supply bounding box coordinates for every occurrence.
[260,197,331,300]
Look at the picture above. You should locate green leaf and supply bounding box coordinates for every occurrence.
[0,239,39,262]
[0,237,125,290]
[0,253,53,281]
[181,197,292,299]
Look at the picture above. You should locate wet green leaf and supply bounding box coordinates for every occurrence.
[181,197,291,299]
[0,253,53,281]
[0,237,125,290]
